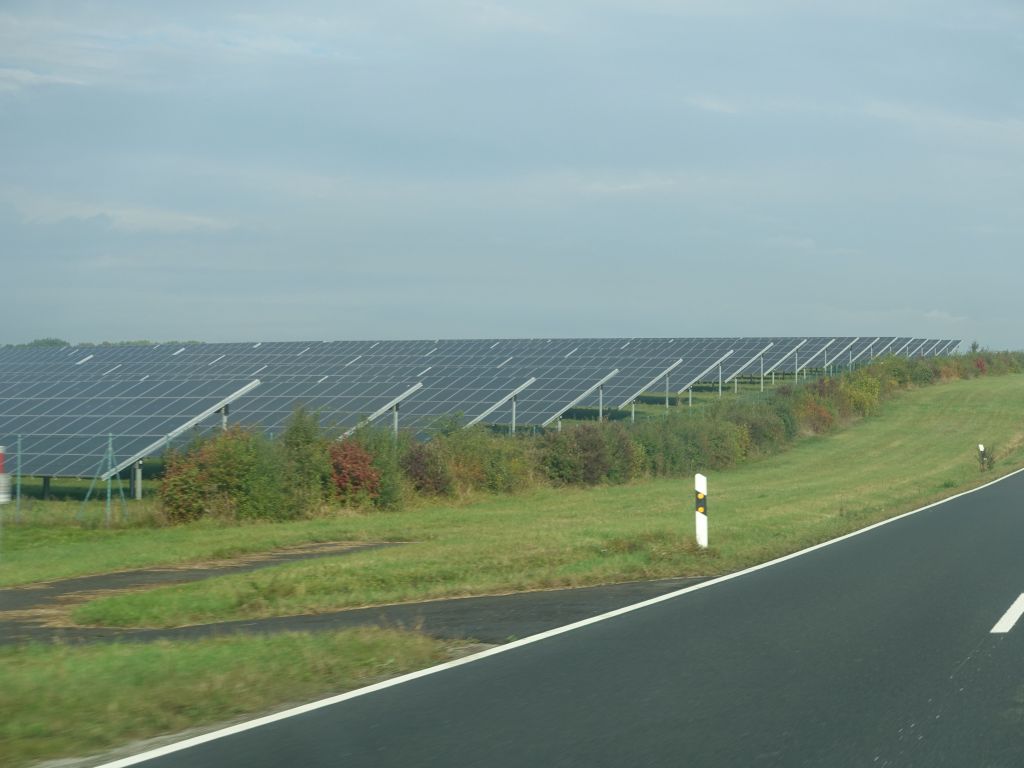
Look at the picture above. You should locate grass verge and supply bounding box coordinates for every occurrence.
[68,374,1024,628]
[0,628,459,767]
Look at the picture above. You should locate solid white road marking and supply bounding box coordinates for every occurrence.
[96,465,1024,768]
[991,593,1024,634]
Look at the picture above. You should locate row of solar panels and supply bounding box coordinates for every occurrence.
[0,337,958,478]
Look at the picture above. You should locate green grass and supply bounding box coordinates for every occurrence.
[3,373,1022,767]
[68,374,1024,628]
[0,508,413,587]
[0,629,458,767]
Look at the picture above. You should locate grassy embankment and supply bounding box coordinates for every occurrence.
[0,629,463,767]
[3,373,1024,766]
[62,372,1024,627]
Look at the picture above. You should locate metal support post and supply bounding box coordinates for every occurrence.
[392,403,399,439]
[631,402,635,423]
[598,385,604,422]
[718,364,722,397]
[511,395,517,435]
[665,375,670,410]
[105,435,113,527]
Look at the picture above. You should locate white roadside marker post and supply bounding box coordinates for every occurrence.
[695,473,708,549]
[0,445,8,563]
[0,445,10,505]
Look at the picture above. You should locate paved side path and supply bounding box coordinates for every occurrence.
[0,542,397,612]
[0,542,703,646]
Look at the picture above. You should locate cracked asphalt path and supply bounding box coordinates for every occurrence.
[0,543,705,645]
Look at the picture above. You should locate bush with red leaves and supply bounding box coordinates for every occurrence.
[329,440,381,503]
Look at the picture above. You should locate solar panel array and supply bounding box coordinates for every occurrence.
[0,377,258,478]
[0,337,960,478]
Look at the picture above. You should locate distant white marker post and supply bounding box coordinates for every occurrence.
[695,473,708,549]
[0,445,9,504]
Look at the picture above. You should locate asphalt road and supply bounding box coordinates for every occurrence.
[112,471,1024,768]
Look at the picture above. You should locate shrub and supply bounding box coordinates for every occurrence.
[573,424,612,485]
[603,422,644,483]
[909,359,935,386]
[797,398,834,434]
[711,400,788,453]
[630,413,704,477]
[696,419,751,468]
[540,429,585,485]
[401,440,453,495]
[159,427,289,523]
[431,427,535,495]
[349,427,408,509]
[279,405,334,515]
[329,440,381,504]
[159,449,205,523]
[539,423,643,486]
[842,370,881,416]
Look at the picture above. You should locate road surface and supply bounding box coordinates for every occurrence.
[108,470,1024,767]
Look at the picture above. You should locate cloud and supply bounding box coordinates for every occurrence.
[96,206,236,234]
[762,234,862,260]
[684,95,741,115]
[923,309,967,324]
[3,190,236,234]
[862,101,1024,153]
[577,173,679,196]
[0,7,368,94]
[0,66,84,92]
[457,1,556,34]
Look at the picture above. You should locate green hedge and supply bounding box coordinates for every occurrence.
[158,352,1024,520]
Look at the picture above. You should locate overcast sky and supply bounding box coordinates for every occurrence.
[1,1,1021,348]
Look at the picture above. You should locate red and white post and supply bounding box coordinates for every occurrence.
[695,473,708,549]
[0,445,10,504]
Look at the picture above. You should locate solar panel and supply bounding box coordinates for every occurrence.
[0,377,259,478]
[0,335,953,474]
[209,378,424,437]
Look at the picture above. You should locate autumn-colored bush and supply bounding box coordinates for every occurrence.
[159,448,205,523]
[796,398,835,434]
[429,427,536,495]
[401,440,453,495]
[159,427,288,523]
[329,440,381,504]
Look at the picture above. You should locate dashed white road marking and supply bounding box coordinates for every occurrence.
[991,594,1024,634]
